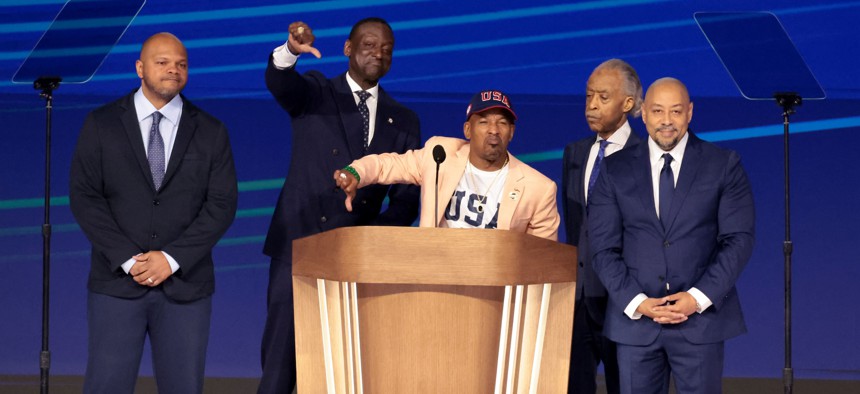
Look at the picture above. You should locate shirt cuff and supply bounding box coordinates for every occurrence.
[625,293,649,320]
[272,42,299,70]
[162,251,180,274]
[687,287,712,313]
[121,257,137,274]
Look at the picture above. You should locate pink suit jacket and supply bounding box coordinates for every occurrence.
[350,136,560,241]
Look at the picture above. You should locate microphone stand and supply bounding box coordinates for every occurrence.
[775,92,800,394]
[35,76,61,394]
[434,163,441,227]
[432,145,446,227]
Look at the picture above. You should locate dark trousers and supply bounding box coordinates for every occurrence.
[616,327,724,394]
[84,288,211,394]
[569,298,620,394]
[258,257,296,394]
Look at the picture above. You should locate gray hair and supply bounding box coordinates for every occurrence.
[594,58,643,118]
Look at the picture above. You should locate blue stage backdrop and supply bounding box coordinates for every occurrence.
[1,0,858,381]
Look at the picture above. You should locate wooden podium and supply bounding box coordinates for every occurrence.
[292,226,577,393]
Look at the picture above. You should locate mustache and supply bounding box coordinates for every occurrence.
[656,125,678,133]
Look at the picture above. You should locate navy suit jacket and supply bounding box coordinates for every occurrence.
[262,57,420,261]
[562,129,640,324]
[70,91,238,302]
[588,132,754,346]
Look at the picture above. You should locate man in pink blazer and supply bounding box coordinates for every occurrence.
[335,90,559,241]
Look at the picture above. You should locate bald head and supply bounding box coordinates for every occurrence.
[140,32,186,59]
[136,33,188,108]
[645,77,689,104]
[641,77,693,152]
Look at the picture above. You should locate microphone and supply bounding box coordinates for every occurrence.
[432,145,446,227]
[433,145,446,164]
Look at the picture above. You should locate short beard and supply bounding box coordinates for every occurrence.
[654,126,679,151]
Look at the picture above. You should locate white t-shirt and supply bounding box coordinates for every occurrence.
[442,162,509,229]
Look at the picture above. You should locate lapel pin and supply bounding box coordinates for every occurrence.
[388,117,393,124]
[509,190,519,200]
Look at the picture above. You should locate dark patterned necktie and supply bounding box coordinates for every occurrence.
[586,139,609,205]
[356,90,371,151]
[148,111,165,190]
[659,153,674,229]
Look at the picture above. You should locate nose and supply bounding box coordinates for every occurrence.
[587,95,598,110]
[659,112,672,125]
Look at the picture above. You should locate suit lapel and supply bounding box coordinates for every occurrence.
[333,74,365,160]
[497,155,526,231]
[663,134,703,232]
[162,96,196,188]
[121,94,157,192]
[368,88,395,154]
[631,142,659,225]
[574,136,596,203]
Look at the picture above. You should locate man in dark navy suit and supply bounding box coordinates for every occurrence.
[588,77,755,394]
[259,17,420,393]
[562,59,642,394]
[70,33,238,394]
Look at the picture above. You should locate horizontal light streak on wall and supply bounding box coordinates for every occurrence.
[0,0,670,61]
[0,0,428,33]
[0,178,285,210]
[517,115,860,163]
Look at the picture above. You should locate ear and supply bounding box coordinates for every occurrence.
[135,59,144,79]
[622,96,634,113]
[509,125,515,142]
[343,39,351,57]
[463,121,471,140]
[687,101,694,122]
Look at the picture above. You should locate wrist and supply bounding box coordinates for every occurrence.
[342,165,360,183]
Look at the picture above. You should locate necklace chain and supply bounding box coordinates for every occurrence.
[467,156,509,213]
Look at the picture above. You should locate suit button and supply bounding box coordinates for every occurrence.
[579,262,584,267]
[663,240,670,247]
[152,199,160,206]
[151,233,158,239]
[332,148,339,156]
[320,216,327,223]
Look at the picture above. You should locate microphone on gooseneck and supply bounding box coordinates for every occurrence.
[432,145,446,228]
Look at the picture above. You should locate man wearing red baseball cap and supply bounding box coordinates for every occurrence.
[334,90,560,240]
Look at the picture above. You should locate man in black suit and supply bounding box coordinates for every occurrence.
[69,32,238,394]
[259,17,420,393]
[562,59,642,394]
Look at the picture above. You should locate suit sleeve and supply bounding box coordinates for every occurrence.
[374,111,422,226]
[69,112,144,272]
[588,160,645,309]
[161,122,238,272]
[265,55,314,118]
[350,142,427,187]
[527,180,560,241]
[561,143,581,246]
[692,151,755,310]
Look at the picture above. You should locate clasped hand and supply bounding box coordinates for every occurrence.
[637,291,698,325]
